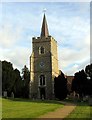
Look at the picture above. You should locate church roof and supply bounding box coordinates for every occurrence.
[40,14,49,37]
[67,76,74,84]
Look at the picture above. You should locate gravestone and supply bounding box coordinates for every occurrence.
[89,96,92,106]
[11,92,14,98]
[4,91,7,98]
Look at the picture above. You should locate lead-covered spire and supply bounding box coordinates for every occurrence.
[40,14,49,37]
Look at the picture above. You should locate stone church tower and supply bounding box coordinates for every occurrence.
[29,14,59,99]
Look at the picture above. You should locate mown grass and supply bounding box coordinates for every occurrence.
[66,102,92,119]
[0,97,2,119]
[2,98,92,119]
[2,98,64,118]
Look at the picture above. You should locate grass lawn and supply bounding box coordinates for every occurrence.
[66,102,92,119]
[2,98,64,118]
[0,98,2,120]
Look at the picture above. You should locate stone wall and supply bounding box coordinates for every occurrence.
[30,36,59,99]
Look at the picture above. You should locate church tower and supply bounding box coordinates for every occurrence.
[30,14,59,99]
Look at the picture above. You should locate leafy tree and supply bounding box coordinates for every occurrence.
[85,64,92,78]
[85,64,92,95]
[71,69,91,98]
[54,71,68,100]
[22,65,30,98]
[0,60,2,97]
[2,60,23,98]
[2,60,15,96]
[13,69,23,98]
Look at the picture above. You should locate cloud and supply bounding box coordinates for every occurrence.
[1,46,30,70]
[65,58,90,75]
[58,35,90,75]
[0,2,90,75]
[48,15,89,48]
[48,9,90,75]
[0,23,23,48]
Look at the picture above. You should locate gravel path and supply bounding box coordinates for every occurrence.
[39,102,76,119]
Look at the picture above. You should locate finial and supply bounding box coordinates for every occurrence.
[43,8,46,14]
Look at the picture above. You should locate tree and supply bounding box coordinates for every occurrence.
[85,64,92,95]
[2,60,15,96]
[13,69,23,98]
[0,60,2,97]
[71,69,90,98]
[2,60,23,98]
[54,71,68,100]
[22,65,30,98]
[85,64,92,78]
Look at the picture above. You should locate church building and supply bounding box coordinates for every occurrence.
[29,14,59,99]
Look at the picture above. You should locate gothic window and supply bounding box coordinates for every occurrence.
[39,75,45,86]
[39,47,45,54]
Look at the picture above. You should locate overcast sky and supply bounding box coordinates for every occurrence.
[0,2,90,75]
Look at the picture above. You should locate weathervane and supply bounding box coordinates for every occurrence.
[43,8,46,14]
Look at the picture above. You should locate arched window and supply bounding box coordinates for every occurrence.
[39,47,45,54]
[39,75,45,86]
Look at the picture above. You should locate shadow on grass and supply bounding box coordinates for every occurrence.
[64,98,91,106]
[2,97,65,105]
[2,97,91,106]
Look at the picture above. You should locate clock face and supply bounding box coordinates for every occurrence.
[39,62,44,67]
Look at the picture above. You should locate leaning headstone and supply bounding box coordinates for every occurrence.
[4,91,7,98]
[11,92,14,98]
[89,96,92,106]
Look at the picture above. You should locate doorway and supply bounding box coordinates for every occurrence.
[40,88,46,99]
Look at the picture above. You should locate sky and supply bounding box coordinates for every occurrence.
[0,2,90,75]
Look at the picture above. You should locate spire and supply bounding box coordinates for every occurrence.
[40,14,49,37]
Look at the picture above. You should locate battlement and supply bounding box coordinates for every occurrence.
[32,36,57,43]
[32,35,51,40]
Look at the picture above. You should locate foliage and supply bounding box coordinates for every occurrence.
[21,65,30,98]
[2,60,30,98]
[2,60,15,96]
[72,64,92,97]
[54,71,68,100]
[71,70,87,97]
[13,69,23,98]
[85,64,92,78]
[85,64,92,95]
[0,60,2,97]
